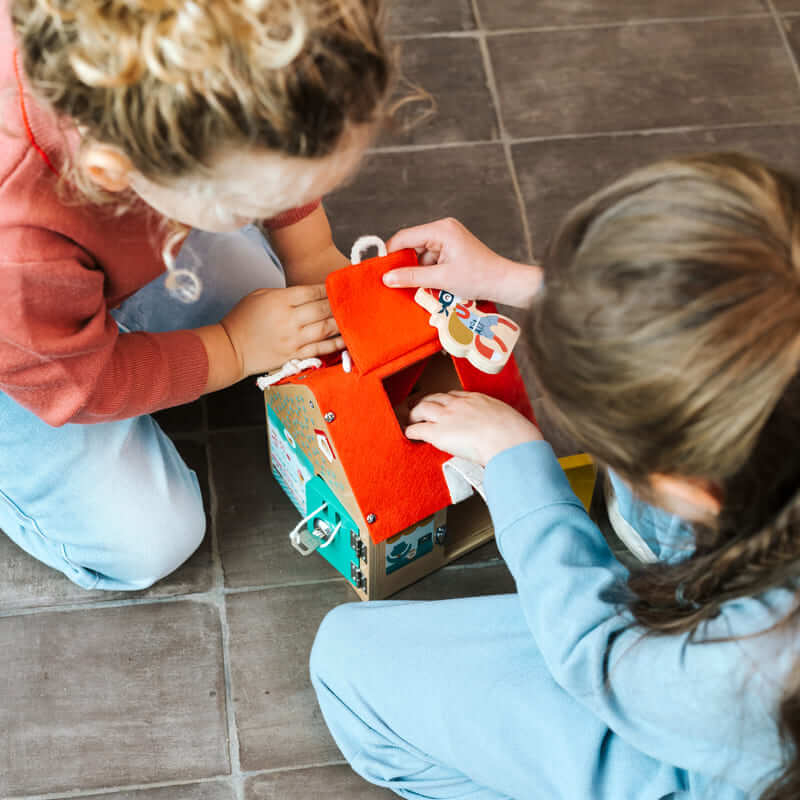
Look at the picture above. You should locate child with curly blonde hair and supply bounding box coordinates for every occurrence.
[1,0,390,589]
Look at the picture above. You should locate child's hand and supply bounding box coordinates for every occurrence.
[406,391,543,466]
[221,284,343,377]
[384,218,542,308]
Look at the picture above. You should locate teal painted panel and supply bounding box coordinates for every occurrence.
[306,476,360,586]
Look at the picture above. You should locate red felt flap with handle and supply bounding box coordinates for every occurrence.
[325,249,438,374]
[277,248,538,544]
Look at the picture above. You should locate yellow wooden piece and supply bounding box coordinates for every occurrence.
[558,453,596,511]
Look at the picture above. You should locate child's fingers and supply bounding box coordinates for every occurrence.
[382,264,448,289]
[295,335,345,360]
[387,219,451,253]
[300,316,339,345]
[419,392,454,406]
[286,283,328,306]
[408,396,451,424]
[404,422,435,443]
[295,297,334,327]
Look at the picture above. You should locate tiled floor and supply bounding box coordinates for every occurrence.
[5,2,800,798]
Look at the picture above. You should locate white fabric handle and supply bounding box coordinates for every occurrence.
[350,235,387,265]
[442,457,486,504]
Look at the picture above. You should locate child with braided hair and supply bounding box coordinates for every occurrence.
[311,153,800,800]
[0,0,390,589]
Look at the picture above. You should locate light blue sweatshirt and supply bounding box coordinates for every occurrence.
[484,440,794,799]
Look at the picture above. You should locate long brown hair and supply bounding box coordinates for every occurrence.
[528,153,800,799]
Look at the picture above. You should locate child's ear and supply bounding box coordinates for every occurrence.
[649,473,723,522]
[81,144,133,192]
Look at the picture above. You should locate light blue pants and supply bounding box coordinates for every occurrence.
[310,475,693,799]
[0,226,284,591]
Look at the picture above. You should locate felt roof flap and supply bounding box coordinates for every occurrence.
[287,357,453,544]
[325,249,439,375]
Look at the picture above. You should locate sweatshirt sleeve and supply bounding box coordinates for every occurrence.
[484,440,790,795]
[0,229,208,426]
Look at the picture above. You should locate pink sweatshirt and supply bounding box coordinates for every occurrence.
[0,9,318,426]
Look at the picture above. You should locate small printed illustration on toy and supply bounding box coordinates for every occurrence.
[385,520,435,574]
[414,288,521,374]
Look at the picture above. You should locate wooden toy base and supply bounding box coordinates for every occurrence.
[265,378,595,600]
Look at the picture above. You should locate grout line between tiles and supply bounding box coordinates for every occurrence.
[471,0,534,262]
[366,119,800,156]
[767,0,800,92]
[388,12,772,41]
[5,776,233,800]
[0,590,219,618]
[208,441,246,800]
[223,576,345,595]
[239,759,349,778]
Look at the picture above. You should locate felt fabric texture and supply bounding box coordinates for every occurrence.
[325,249,438,374]
[294,349,451,544]
[453,302,535,423]
[273,252,537,544]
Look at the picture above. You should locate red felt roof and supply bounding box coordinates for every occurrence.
[274,250,535,544]
[325,248,438,373]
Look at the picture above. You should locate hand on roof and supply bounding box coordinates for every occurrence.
[383,218,542,308]
[405,390,542,467]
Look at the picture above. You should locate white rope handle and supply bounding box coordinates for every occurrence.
[350,235,387,265]
[256,357,322,390]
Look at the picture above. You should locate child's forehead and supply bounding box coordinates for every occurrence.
[199,124,373,191]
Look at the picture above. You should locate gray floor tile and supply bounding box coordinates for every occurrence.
[210,430,340,588]
[67,781,236,800]
[0,601,229,796]
[449,538,503,565]
[476,0,767,29]
[394,562,515,600]
[218,493,341,589]
[512,124,800,260]
[387,0,475,36]
[225,583,357,771]
[0,527,214,611]
[383,37,498,146]
[488,19,800,139]
[245,766,395,799]
[207,378,268,430]
[326,144,527,263]
[153,397,205,435]
[0,440,214,610]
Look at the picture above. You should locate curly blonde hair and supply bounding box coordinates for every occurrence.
[13,0,390,177]
[12,0,390,298]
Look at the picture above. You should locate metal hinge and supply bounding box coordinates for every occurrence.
[350,562,367,592]
[350,530,367,564]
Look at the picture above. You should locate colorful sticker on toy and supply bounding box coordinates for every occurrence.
[314,428,336,464]
[414,288,520,374]
[267,405,315,514]
[385,519,435,574]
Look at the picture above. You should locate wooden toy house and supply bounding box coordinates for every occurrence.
[263,245,595,600]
